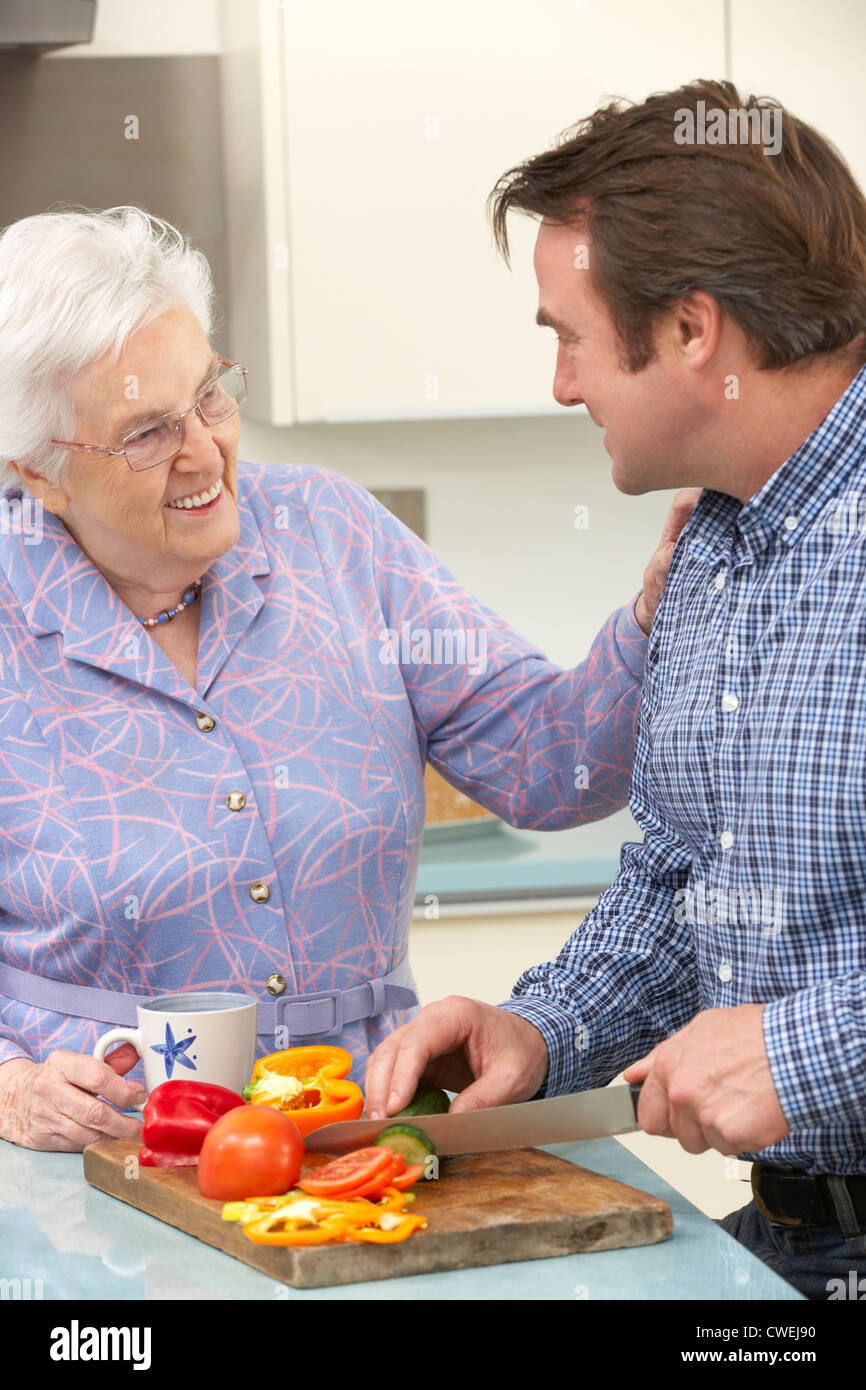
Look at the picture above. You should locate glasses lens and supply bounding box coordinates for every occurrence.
[120,366,246,471]
[124,417,183,472]
[198,366,246,425]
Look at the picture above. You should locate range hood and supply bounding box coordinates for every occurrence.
[0,0,96,50]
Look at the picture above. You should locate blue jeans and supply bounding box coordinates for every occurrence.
[717,1193,866,1300]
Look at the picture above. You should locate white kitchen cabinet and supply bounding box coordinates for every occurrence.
[219,0,725,424]
[729,0,866,196]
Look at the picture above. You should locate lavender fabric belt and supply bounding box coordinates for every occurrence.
[0,958,418,1037]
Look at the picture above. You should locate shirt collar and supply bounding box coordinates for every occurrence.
[731,358,866,557]
[673,359,866,567]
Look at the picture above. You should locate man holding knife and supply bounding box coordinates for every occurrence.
[365,79,866,1299]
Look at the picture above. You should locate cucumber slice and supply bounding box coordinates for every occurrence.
[396,1082,449,1117]
[375,1122,436,1164]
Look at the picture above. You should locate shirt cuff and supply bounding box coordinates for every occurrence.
[497,997,587,1098]
[763,985,865,1131]
[614,595,648,681]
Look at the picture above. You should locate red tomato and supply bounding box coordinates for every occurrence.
[197,1105,303,1200]
[297,1146,393,1196]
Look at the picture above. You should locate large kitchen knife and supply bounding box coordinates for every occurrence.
[304,1082,643,1155]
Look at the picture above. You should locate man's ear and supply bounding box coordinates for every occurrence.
[671,292,723,371]
[6,459,70,516]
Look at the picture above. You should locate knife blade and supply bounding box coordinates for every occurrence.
[304,1082,643,1155]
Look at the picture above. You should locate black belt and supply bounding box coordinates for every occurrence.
[752,1163,866,1228]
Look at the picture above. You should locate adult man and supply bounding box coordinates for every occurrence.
[365,79,866,1299]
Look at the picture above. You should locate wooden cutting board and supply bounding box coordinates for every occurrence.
[83,1139,673,1289]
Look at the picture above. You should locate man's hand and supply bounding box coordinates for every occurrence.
[634,488,702,636]
[623,1004,790,1155]
[365,996,549,1119]
[0,1045,147,1151]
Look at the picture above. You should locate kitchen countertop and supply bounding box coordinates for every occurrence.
[0,1133,802,1300]
[417,808,639,904]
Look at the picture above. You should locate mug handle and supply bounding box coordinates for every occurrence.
[93,1026,146,1112]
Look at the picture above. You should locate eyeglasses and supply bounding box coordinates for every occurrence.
[51,357,247,472]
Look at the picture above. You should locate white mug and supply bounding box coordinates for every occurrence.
[93,991,258,1111]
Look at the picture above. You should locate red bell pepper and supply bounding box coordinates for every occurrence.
[139,1080,246,1167]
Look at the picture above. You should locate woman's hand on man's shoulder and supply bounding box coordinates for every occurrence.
[634,488,702,635]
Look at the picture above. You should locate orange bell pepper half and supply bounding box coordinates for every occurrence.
[243,1045,364,1136]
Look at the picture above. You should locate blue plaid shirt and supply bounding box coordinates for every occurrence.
[501,359,866,1176]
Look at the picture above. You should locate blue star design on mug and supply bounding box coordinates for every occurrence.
[151,1022,198,1079]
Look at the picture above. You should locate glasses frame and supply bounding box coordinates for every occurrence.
[50,356,247,472]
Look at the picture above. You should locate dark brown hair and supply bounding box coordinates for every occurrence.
[487,79,866,371]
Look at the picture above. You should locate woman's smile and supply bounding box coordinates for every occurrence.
[164,476,224,513]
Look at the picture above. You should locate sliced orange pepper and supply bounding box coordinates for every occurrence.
[243,1213,351,1245]
[245,1046,364,1135]
[344,1187,405,1213]
[347,1215,428,1243]
[231,1185,425,1245]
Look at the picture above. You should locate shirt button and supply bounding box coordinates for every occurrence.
[266,973,287,995]
[714,572,726,591]
[718,962,733,983]
[719,830,735,850]
[783,515,798,531]
[195,712,216,732]
[720,692,740,712]
[226,791,247,811]
[250,881,271,903]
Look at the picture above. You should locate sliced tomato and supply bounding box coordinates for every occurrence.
[340,1173,392,1199]
[297,1145,394,1196]
[388,1163,426,1191]
[339,1152,406,1198]
[297,1150,406,1201]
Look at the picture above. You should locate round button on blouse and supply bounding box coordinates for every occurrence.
[720,692,740,712]
[195,712,216,732]
[714,572,726,591]
[719,830,735,850]
[718,963,733,983]
[266,973,287,995]
[249,881,270,903]
[226,791,247,811]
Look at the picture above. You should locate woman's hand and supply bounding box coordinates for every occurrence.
[0,1044,146,1151]
[633,488,702,636]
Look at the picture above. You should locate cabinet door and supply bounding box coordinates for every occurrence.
[222,0,725,423]
[729,0,866,192]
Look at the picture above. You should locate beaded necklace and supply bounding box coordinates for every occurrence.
[135,578,202,628]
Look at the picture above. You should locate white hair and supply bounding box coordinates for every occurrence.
[0,204,216,492]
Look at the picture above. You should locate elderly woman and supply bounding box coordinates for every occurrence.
[0,206,693,1152]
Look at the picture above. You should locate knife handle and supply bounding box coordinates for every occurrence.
[628,1081,643,1115]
